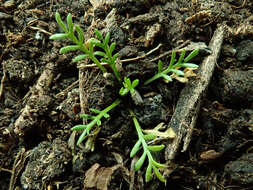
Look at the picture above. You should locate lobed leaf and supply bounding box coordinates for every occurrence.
[75,25,84,44]
[94,51,107,57]
[49,33,69,40]
[104,32,110,45]
[132,79,139,89]
[119,88,129,96]
[158,60,163,73]
[177,49,186,65]
[170,69,185,76]
[147,145,165,152]
[66,13,74,33]
[95,29,103,40]
[184,48,199,63]
[72,124,87,131]
[130,139,142,157]
[135,152,147,171]
[55,12,68,33]
[59,45,80,54]
[153,166,166,182]
[73,54,89,62]
[143,134,157,141]
[145,163,153,182]
[181,63,199,68]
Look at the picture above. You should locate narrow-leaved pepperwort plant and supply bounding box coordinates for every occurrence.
[50,12,199,183]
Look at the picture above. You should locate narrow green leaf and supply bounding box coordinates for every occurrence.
[90,108,102,114]
[153,166,166,182]
[49,33,69,40]
[151,160,166,168]
[158,60,163,73]
[143,134,157,140]
[72,124,86,131]
[76,25,84,43]
[80,113,92,119]
[177,49,186,65]
[59,45,80,54]
[169,50,176,67]
[170,69,185,76]
[161,74,172,82]
[104,32,110,45]
[94,51,107,57]
[132,79,139,89]
[135,152,147,171]
[73,54,89,62]
[119,88,129,96]
[145,163,153,182]
[184,49,199,63]
[147,145,165,151]
[77,129,88,145]
[66,13,74,33]
[95,29,103,40]
[103,113,110,118]
[112,53,118,62]
[125,78,131,88]
[181,63,199,68]
[109,42,116,54]
[55,12,68,33]
[130,139,141,157]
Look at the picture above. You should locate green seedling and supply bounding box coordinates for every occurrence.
[129,110,166,182]
[72,99,121,145]
[51,12,201,183]
[119,77,139,96]
[50,12,121,82]
[144,49,199,85]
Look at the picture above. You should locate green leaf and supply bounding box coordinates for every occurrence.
[177,49,186,65]
[147,145,165,151]
[153,166,166,182]
[119,88,129,96]
[73,54,89,62]
[112,53,118,62]
[76,25,84,43]
[95,29,103,40]
[158,60,163,73]
[145,163,153,182]
[169,50,176,67]
[50,33,69,40]
[72,124,86,131]
[170,69,185,76]
[161,74,172,82]
[66,13,74,33]
[94,51,107,57]
[55,12,68,33]
[135,152,147,171]
[77,130,88,145]
[143,134,157,140]
[181,63,199,68]
[184,49,199,63]
[132,79,139,89]
[130,139,141,157]
[59,45,80,54]
[109,42,116,54]
[151,160,166,168]
[104,32,110,45]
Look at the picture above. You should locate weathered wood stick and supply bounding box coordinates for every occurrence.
[165,25,224,160]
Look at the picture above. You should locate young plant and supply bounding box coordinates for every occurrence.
[129,110,166,182]
[144,49,199,85]
[72,99,121,145]
[50,12,121,82]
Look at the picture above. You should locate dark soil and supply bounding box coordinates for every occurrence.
[0,0,253,190]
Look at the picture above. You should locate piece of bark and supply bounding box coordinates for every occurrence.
[165,25,224,160]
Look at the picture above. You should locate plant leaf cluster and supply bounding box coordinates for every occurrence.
[50,12,200,183]
[144,49,199,85]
